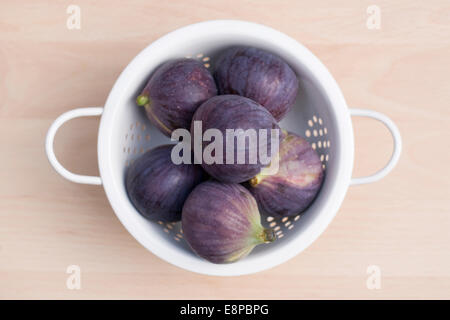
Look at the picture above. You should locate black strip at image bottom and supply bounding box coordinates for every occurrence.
[0,300,448,318]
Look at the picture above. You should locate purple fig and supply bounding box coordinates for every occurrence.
[247,131,324,217]
[214,47,299,121]
[182,181,276,264]
[191,95,282,183]
[126,144,204,222]
[136,58,217,136]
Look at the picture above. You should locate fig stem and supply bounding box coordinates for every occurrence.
[249,174,263,187]
[136,94,149,106]
[262,228,276,243]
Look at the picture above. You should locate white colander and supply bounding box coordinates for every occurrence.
[45,20,401,276]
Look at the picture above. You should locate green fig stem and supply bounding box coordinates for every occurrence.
[136,94,149,106]
[261,228,276,243]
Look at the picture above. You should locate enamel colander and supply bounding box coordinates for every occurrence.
[46,20,401,276]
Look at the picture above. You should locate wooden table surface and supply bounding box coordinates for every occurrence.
[1,0,449,299]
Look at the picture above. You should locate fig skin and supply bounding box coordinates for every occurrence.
[247,131,324,218]
[191,95,282,183]
[137,58,217,136]
[126,144,204,222]
[182,181,276,264]
[214,47,299,121]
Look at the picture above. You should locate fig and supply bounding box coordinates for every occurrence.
[182,181,276,264]
[126,144,204,222]
[191,95,282,183]
[247,131,324,218]
[214,47,299,121]
[136,58,217,136]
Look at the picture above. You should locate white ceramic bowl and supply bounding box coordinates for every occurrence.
[46,20,401,276]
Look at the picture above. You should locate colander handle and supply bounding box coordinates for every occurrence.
[349,108,402,185]
[45,107,103,185]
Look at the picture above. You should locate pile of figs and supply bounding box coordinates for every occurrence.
[127,47,324,264]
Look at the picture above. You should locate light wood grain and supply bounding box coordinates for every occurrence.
[1,0,449,299]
